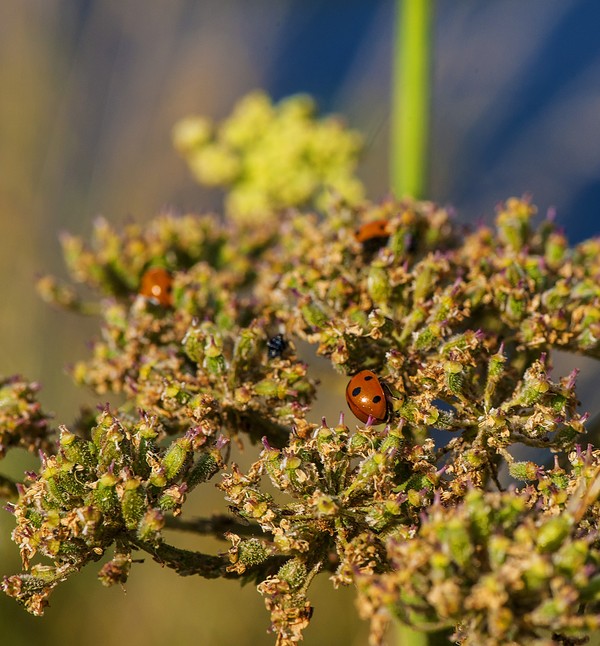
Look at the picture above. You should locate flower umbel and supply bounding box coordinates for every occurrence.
[1,95,600,646]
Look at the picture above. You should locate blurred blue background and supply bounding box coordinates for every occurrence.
[1,1,600,644]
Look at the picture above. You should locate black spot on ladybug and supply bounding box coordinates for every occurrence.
[352,387,361,397]
[372,395,382,403]
[364,375,373,381]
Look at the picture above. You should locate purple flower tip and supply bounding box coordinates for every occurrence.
[186,426,202,440]
[216,435,230,450]
[365,415,374,427]
[338,411,345,426]
[4,503,16,514]
[261,436,273,451]
[567,369,580,389]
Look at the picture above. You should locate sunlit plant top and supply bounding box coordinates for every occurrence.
[2,92,600,646]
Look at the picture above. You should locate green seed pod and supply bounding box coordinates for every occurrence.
[278,558,308,591]
[56,463,87,498]
[94,473,119,515]
[414,322,443,351]
[254,379,280,397]
[545,232,567,267]
[182,323,205,363]
[133,427,158,480]
[444,360,464,396]
[205,354,226,375]
[413,264,435,303]
[505,293,527,322]
[186,452,219,490]
[121,479,146,530]
[161,436,192,481]
[238,538,269,568]
[233,328,260,363]
[42,463,69,505]
[484,349,506,409]
[508,461,539,482]
[301,303,328,329]
[136,509,164,544]
[158,485,185,513]
[60,428,96,468]
[367,265,391,305]
[496,198,534,251]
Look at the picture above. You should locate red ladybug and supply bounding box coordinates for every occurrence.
[354,219,391,244]
[139,267,173,307]
[345,370,390,424]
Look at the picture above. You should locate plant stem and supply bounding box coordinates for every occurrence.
[393,5,437,641]
[396,625,430,646]
[391,0,434,199]
[396,625,452,646]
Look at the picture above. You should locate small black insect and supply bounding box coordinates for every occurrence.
[267,334,288,359]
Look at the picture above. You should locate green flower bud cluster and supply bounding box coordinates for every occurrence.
[357,457,600,646]
[173,91,364,222]
[3,93,600,644]
[3,410,225,614]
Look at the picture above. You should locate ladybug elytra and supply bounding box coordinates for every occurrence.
[354,219,391,245]
[139,267,173,307]
[345,370,390,424]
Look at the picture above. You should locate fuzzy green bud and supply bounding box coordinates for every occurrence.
[60,427,96,468]
[238,539,269,568]
[367,266,391,305]
[508,461,539,482]
[94,473,119,514]
[182,325,205,363]
[161,437,192,481]
[137,509,164,544]
[278,558,308,591]
[254,379,282,398]
[444,360,464,396]
[186,452,219,490]
[121,479,146,530]
[301,303,328,329]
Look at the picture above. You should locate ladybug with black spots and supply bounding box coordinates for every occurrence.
[354,219,391,253]
[345,370,390,424]
[139,267,173,307]
[267,334,288,359]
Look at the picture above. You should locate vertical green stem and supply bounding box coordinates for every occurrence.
[391,0,434,199]
[396,625,430,646]
[393,6,438,643]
